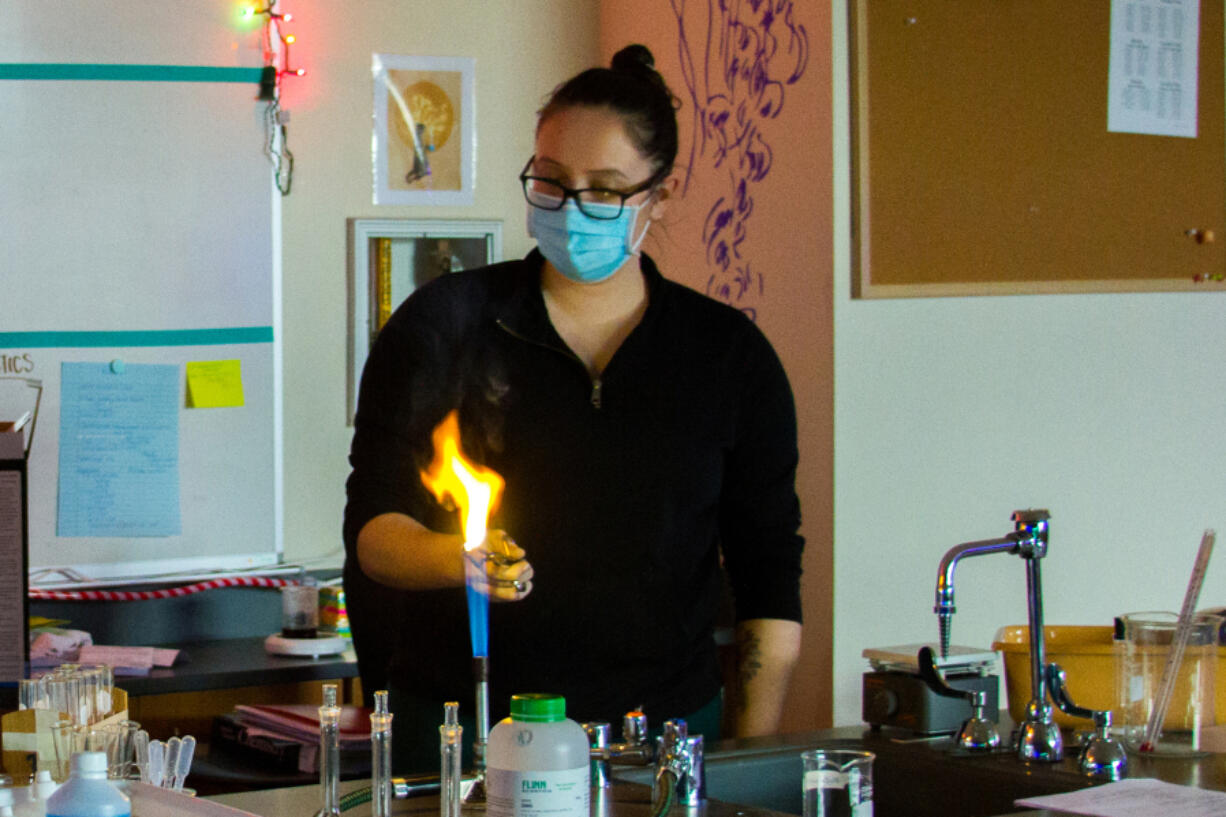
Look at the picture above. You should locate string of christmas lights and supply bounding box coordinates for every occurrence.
[243,1,302,195]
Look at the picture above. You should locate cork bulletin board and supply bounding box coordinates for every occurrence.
[851,0,1225,298]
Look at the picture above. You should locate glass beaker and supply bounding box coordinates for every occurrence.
[48,717,77,783]
[801,748,874,817]
[280,583,320,638]
[1118,611,1217,756]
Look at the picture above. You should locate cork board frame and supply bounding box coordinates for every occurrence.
[850,0,1225,298]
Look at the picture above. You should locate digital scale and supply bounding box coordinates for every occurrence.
[862,644,1000,735]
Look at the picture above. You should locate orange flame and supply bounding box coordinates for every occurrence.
[419,410,504,551]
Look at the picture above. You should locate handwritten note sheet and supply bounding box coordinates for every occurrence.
[185,359,244,408]
[57,362,181,537]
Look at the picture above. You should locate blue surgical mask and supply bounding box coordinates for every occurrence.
[527,200,650,284]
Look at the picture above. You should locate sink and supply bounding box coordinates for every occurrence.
[613,739,867,814]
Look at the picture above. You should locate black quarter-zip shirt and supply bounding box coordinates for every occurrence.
[344,249,804,724]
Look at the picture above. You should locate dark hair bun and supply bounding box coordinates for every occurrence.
[541,43,679,176]
[611,44,656,76]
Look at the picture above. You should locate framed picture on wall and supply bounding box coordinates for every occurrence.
[371,54,476,206]
[346,218,502,424]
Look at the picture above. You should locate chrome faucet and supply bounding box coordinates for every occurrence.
[584,711,654,788]
[653,720,703,812]
[934,509,1062,762]
[584,713,704,812]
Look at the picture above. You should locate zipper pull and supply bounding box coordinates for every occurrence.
[590,379,603,409]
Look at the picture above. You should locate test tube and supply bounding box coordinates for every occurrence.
[371,690,393,817]
[440,702,463,817]
[18,678,46,711]
[85,665,114,720]
[47,675,81,725]
[318,683,342,817]
[78,670,98,725]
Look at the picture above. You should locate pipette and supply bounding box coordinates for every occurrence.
[371,690,393,817]
[164,736,181,789]
[319,683,342,817]
[173,735,196,791]
[133,729,149,783]
[147,739,165,788]
[1139,529,1216,752]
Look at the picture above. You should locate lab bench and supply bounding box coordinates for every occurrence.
[695,726,1226,816]
[200,725,1226,816]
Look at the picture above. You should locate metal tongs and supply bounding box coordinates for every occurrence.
[467,529,527,592]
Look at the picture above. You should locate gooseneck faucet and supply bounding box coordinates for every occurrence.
[934,509,1062,762]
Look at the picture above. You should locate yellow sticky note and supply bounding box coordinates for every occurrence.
[186,360,245,408]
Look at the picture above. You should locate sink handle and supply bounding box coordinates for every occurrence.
[1046,663,1128,780]
[1046,663,1096,721]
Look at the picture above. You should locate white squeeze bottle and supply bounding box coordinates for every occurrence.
[486,694,590,817]
[14,769,60,817]
[44,753,130,817]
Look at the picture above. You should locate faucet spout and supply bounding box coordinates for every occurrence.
[934,535,1020,657]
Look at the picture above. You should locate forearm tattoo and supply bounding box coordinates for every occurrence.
[735,629,763,711]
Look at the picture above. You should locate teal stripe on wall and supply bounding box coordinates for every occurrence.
[0,328,274,348]
[0,64,265,83]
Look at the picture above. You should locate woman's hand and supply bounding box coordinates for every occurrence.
[465,529,534,601]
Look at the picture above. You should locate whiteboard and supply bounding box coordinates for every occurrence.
[0,2,281,582]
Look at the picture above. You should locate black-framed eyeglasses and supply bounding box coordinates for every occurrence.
[519,156,663,220]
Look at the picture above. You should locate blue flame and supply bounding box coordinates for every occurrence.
[464,558,489,658]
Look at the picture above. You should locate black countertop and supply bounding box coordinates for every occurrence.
[119,636,357,696]
[204,724,1226,817]
[208,778,790,817]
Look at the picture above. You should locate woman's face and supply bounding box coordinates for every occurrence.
[531,105,668,233]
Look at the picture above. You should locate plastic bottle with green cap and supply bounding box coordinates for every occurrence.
[486,693,590,817]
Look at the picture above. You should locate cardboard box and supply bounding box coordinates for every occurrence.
[1,688,129,779]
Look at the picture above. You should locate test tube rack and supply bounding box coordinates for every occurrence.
[0,686,129,779]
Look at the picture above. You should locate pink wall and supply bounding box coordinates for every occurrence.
[600,0,834,730]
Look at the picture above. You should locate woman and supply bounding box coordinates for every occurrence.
[344,44,804,774]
